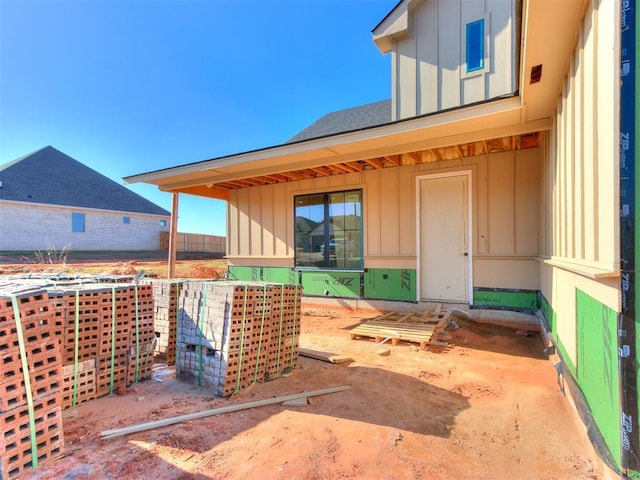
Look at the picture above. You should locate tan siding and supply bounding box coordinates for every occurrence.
[237,189,251,255]
[273,184,288,256]
[379,168,400,254]
[437,0,461,111]
[226,150,541,294]
[474,155,489,254]
[544,0,618,272]
[261,185,275,256]
[487,152,515,255]
[364,169,381,256]
[227,192,239,257]
[515,149,540,255]
[416,0,439,114]
[582,6,597,261]
[398,167,416,255]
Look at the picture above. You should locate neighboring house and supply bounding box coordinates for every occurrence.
[125,0,636,474]
[0,146,170,251]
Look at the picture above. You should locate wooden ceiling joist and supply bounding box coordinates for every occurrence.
[383,155,401,166]
[195,131,542,192]
[407,152,422,164]
[363,158,384,169]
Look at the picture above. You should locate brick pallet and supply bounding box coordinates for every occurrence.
[49,283,156,400]
[143,279,184,365]
[0,278,158,479]
[176,281,301,397]
[0,286,64,480]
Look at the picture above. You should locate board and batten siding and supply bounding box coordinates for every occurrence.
[226,149,540,291]
[0,201,169,250]
[392,0,517,121]
[539,0,620,368]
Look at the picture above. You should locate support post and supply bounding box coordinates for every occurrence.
[167,192,179,279]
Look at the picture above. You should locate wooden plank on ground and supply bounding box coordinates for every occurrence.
[299,347,353,364]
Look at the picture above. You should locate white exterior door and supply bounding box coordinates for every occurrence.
[419,174,470,302]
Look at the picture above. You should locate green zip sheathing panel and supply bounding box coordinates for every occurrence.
[262,267,300,285]
[227,266,261,282]
[472,288,538,310]
[363,269,416,301]
[300,271,361,298]
[539,294,575,375]
[576,289,621,465]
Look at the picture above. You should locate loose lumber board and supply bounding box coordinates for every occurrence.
[299,347,353,364]
[101,385,350,438]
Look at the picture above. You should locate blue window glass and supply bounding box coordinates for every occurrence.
[466,19,484,72]
[123,216,131,224]
[160,220,167,227]
[72,212,85,233]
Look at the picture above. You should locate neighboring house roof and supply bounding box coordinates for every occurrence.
[0,146,170,216]
[287,99,391,143]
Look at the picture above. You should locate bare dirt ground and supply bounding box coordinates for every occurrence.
[25,308,602,480]
[1,256,604,479]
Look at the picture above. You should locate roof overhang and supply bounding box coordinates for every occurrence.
[125,96,550,200]
[124,0,588,201]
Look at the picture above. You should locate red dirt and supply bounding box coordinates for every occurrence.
[27,306,604,480]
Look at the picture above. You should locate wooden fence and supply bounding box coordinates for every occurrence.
[160,232,226,255]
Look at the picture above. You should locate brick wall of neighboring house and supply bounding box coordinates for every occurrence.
[0,200,170,251]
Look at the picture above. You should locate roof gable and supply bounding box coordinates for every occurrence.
[287,99,391,143]
[0,146,170,216]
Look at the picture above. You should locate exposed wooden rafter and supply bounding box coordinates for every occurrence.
[178,132,541,197]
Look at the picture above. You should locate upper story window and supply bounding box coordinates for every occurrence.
[72,212,85,233]
[464,16,490,76]
[160,220,167,227]
[123,216,131,224]
[294,189,363,270]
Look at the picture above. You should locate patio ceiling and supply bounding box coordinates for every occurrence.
[209,131,541,192]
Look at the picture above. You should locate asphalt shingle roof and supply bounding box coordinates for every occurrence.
[287,99,391,143]
[0,146,170,216]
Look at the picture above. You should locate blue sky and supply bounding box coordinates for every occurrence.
[0,0,393,236]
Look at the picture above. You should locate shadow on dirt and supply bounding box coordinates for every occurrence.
[36,359,470,479]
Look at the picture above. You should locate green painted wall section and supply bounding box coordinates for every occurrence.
[576,289,621,465]
[262,267,300,285]
[363,269,416,301]
[473,288,538,310]
[300,271,361,298]
[228,266,262,282]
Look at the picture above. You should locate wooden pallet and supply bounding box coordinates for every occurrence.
[349,309,451,350]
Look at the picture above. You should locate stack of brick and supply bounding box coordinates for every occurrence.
[48,282,156,409]
[0,287,64,480]
[144,279,184,365]
[176,281,301,397]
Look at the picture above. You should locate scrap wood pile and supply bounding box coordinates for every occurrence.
[349,309,452,350]
[0,279,154,479]
[176,281,302,397]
